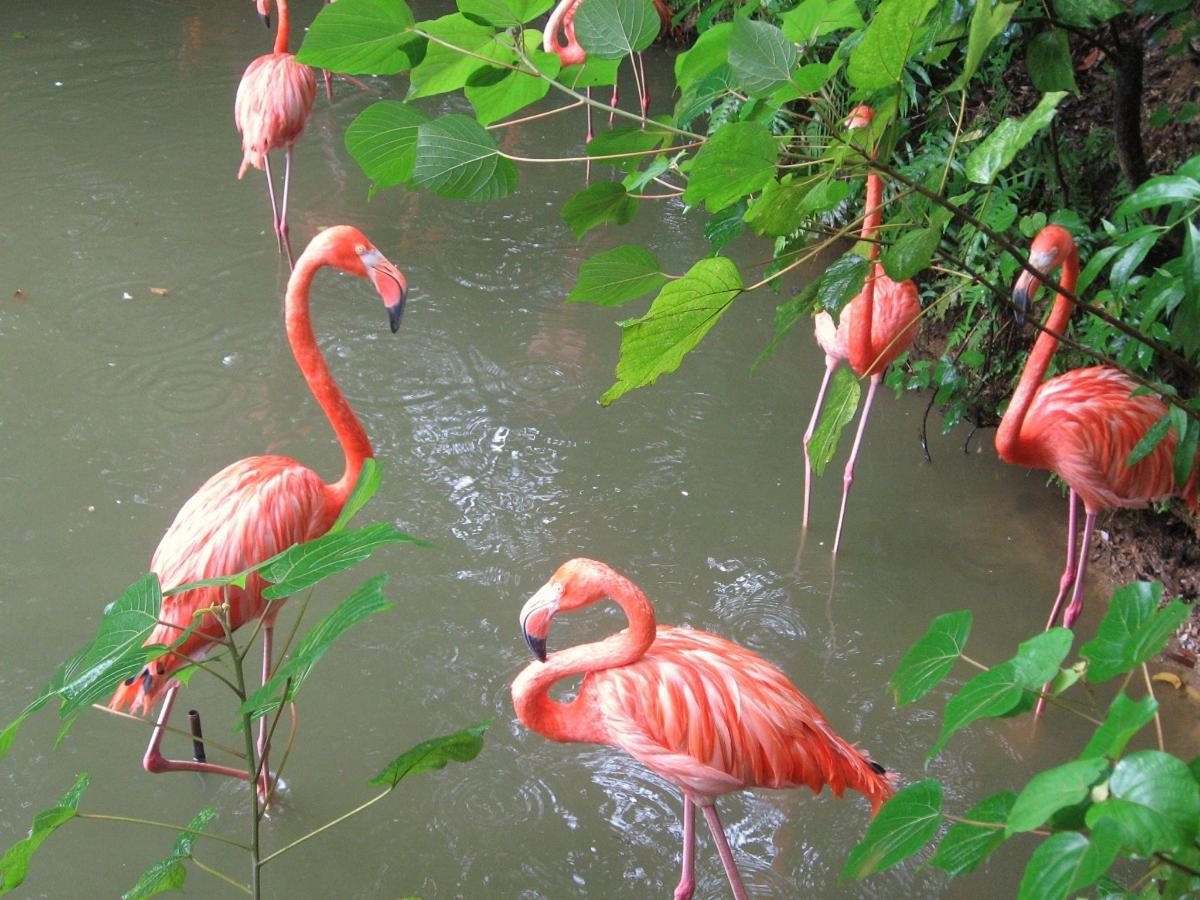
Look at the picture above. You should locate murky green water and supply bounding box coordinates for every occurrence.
[0,2,1187,897]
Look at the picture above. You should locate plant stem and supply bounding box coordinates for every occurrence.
[945,813,1050,837]
[76,813,251,851]
[500,140,704,165]
[1142,664,1165,752]
[191,856,254,895]
[959,654,989,671]
[258,788,392,867]
[90,704,248,760]
[487,100,584,130]
[1153,852,1200,879]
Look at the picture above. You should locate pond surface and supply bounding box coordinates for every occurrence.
[0,2,1187,897]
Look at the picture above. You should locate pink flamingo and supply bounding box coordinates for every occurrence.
[802,106,920,554]
[235,0,317,264]
[108,226,407,799]
[997,225,1197,641]
[512,558,895,900]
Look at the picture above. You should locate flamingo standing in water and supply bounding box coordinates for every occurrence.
[512,558,895,899]
[997,225,1197,643]
[107,226,407,799]
[235,0,317,265]
[802,106,921,554]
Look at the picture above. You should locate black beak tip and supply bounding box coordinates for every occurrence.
[259,12,271,27]
[523,631,548,663]
[388,301,404,334]
[1012,287,1030,325]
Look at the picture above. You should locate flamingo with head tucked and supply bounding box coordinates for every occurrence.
[997,225,1197,645]
[512,558,895,900]
[802,106,921,554]
[107,226,407,800]
[235,0,317,265]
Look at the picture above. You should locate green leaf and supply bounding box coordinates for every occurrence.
[882,225,940,282]
[1117,175,1200,217]
[345,102,430,191]
[574,0,660,59]
[1109,231,1159,292]
[329,459,382,534]
[682,121,778,213]
[1007,758,1109,833]
[411,114,518,201]
[728,18,797,98]
[1086,797,1178,856]
[1052,0,1122,27]
[295,0,421,74]
[809,367,861,477]
[1175,417,1198,490]
[842,780,943,879]
[890,610,973,706]
[409,14,513,99]
[122,807,216,900]
[586,121,673,173]
[459,0,554,27]
[559,54,621,88]
[370,719,492,788]
[1081,693,1159,760]
[1109,751,1200,842]
[816,253,869,315]
[242,577,394,721]
[0,773,88,895]
[929,662,1023,759]
[1016,823,1122,900]
[1127,412,1171,467]
[674,22,731,91]
[704,202,746,254]
[561,181,638,237]
[467,40,560,125]
[965,92,1068,184]
[1080,582,1189,682]
[779,0,863,42]
[566,245,667,306]
[1010,627,1074,687]
[1026,29,1078,93]
[601,257,743,405]
[259,523,429,600]
[952,0,1019,90]
[1182,218,1200,324]
[929,792,1014,877]
[846,0,938,90]
[744,177,849,238]
[754,282,818,368]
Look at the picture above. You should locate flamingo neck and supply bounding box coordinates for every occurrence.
[274,0,291,55]
[511,569,656,745]
[285,254,373,509]
[995,248,1080,461]
[543,0,584,64]
[848,170,884,373]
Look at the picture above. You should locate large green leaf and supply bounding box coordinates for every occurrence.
[1079,582,1189,682]
[467,47,560,125]
[1052,0,1124,28]
[561,181,638,237]
[681,121,779,213]
[846,0,938,90]
[370,719,492,788]
[808,367,860,477]
[295,0,421,74]
[1009,627,1074,687]
[0,773,88,895]
[1175,416,1199,490]
[601,257,743,405]
[881,225,941,282]
[1086,797,1181,856]
[728,18,797,98]
[121,807,217,900]
[817,253,869,315]
[586,121,673,173]
[674,22,731,91]
[574,0,659,59]
[951,0,1018,90]
[408,14,513,99]
[1107,751,1200,846]
[754,282,818,367]
[1115,175,1200,217]
[1081,693,1159,760]
[842,780,943,879]
[1016,822,1122,900]
[929,791,1014,877]
[890,610,972,706]
[411,115,518,201]
[779,0,863,42]
[1026,29,1078,93]
[566,245,667,306]
[744,177,850,238]
[259,523,428,600]
[459,0,554,27]
[345,101,431,191]
[929,662,1023,759]
[1007,758,1109,833]
[242,577,394,722]
[329,459,383,534]
[965,92,1067,184]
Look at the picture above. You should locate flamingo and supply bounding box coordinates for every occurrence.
[996,225,1197,644]
[512,558,896,900]
[235,0,317,265]
[801,105,920,554]
[107,226,407,799]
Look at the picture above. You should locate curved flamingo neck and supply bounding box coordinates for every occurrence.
[285,253,373,509]
[512,567,656,744]
[544,0,585,64]
[274,0,291,55]
[995,242,1080,461]
[849,170,884,372]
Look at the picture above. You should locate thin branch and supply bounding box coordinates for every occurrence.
[90,705,247,760]
[76,813,251,851]
[500,140,704,165]
[191,857,253,895]
[258,788,393,867]
[486,100,584,130]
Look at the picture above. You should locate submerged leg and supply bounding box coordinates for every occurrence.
[143,684,250,780]
[673,797,696,900]
[802,360,837,531]
[262,154,283,256]
[832,372,881,555]
[1062,511,1098,630]
[700,804,748,900]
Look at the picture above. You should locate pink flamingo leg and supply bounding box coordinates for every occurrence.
[609,71,619,126]
[701,804,748,900]
[673,797,696,900]
[143,684,252,780]
[802,360,837,531]
[279,147,295,268]
[637,52,650,119]
[832,372,881,555]
[256,621,274,801]
[261,154,283,255]
[1062,510,1098,629]
[585,87,594,183]
[1036,492,1085,718]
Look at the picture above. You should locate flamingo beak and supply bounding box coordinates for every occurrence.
[361,249,408,333]
[1013,248,1055,325]
[519,582,562,663]
[256,0,271,27]
[259,10,270,27]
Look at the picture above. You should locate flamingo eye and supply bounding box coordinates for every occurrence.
[354,243,367,255]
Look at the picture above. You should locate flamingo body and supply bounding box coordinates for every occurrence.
[235,53,317,178]
[848,266,920,377]
[513,558,893,898]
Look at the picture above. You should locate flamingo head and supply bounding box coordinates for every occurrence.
[306,225,409,332]
[255,0,272,28]
[1013,224,1077,325]
[519,558,617,661]
[845,105,874,130]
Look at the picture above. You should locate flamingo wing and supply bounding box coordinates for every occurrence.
[864,271,919,373]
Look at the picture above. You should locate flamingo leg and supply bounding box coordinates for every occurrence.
[609,64,619,127]
[256,621,274,803]
[701,804,748,900]
[1035,491,1082,718]
[802,360,837,531]
[261,154,283,257]
[583,87,594,184]
[673,797,696,900]
[1062,511,1097,630]
[637,52,650,120]
[142,684,251,780]
[279,146,295,269]
[832,372,881,555]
